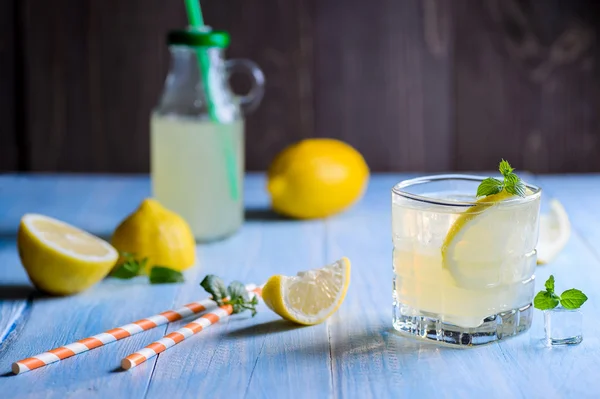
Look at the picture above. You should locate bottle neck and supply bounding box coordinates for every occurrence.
[155,46,240,122]
[168,46,223,84]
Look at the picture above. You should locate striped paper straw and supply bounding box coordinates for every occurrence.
[12,284,256,375]
[121,288,261,370]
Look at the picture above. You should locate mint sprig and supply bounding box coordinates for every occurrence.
[111,252,184,284]
[477,159,526,198]
[200,275,258,316]
[534,275,588,310]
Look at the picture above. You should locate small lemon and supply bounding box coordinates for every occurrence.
[111,198,196,273]
[18,214,118,295]
[267,139,369,219]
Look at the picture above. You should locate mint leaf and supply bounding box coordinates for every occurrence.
[111,262,140,279]
[504,179,526,198]
[503,173,519,186]
[228,281,249,301]
[499,159,514,175]
[476,178,503,197]
[200,275,228,303]
[534,291,560,310]
[545,275,555,293]
[111,255,144,279]
[149,266,184,284]
[559,289,588,309]
[477,159,526,198]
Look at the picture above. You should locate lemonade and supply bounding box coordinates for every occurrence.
[151,115,244,241]
[392,175,541,346]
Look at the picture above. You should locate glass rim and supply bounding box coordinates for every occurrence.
[392,174,542,207]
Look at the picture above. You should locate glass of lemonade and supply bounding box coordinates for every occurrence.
[392,175,541,346]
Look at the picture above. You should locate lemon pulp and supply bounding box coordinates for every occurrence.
[31,218,113,257]
[18,214,118,295]
[262,257,351,325]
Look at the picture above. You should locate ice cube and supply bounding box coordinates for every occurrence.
[544,308,583,346]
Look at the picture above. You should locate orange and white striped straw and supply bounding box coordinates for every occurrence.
[11,284,257,375]
[121,287,262,370]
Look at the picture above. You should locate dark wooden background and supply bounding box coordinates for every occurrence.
[1,0,599,173]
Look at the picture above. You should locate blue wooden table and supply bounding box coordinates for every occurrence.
[0,173,598,398]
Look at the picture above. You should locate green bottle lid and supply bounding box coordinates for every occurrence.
[167,29,230,48]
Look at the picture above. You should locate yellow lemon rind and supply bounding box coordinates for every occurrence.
[111,198,196,274]
[18,214,118,296]
[262,257,351,325]
[441,191,514,270]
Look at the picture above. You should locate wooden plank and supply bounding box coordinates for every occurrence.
[0,0,18,171]
[496,174,600,396]
[146,174,332,398]
[313,0,453,172]
[22,0,186,172]
[0,175,53,345]
[454,0,600,173]
[0,176,183,398]
[203,0,315,171]
[2,174,600,397]
[486,232,600,397]
[325,174,600,397]
[21,0,312,173]
[537,174,600,246]
[14,0,600,174]
[0,239,30,345]
[325,176,516,398]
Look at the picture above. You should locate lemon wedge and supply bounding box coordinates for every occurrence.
[537,199,571,264]
[18,214,118,295]
[441,191,538,289]
[262,257,351,325]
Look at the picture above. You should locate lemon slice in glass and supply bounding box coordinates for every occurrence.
[441,191,523,289]
[537,199,571,264]
[18,214,118,295]
[261,257,351,325]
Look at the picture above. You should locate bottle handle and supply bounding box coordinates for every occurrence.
[225,59,265,114]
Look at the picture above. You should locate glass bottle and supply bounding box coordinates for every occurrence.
[151,29,264,241]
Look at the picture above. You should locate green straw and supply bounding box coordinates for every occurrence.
[184,0,239,201]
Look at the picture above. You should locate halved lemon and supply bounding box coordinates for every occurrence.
[537,199,571,264]
[261,257,351,325]
[18,214,118,295]
[111,198,196,274]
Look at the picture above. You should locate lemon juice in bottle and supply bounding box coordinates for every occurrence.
[151,116,244,241]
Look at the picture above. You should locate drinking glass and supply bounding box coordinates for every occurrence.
[392,175,541,346]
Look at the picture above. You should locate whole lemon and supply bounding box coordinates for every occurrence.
[111,198,196,273]
[267,139,369,219]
